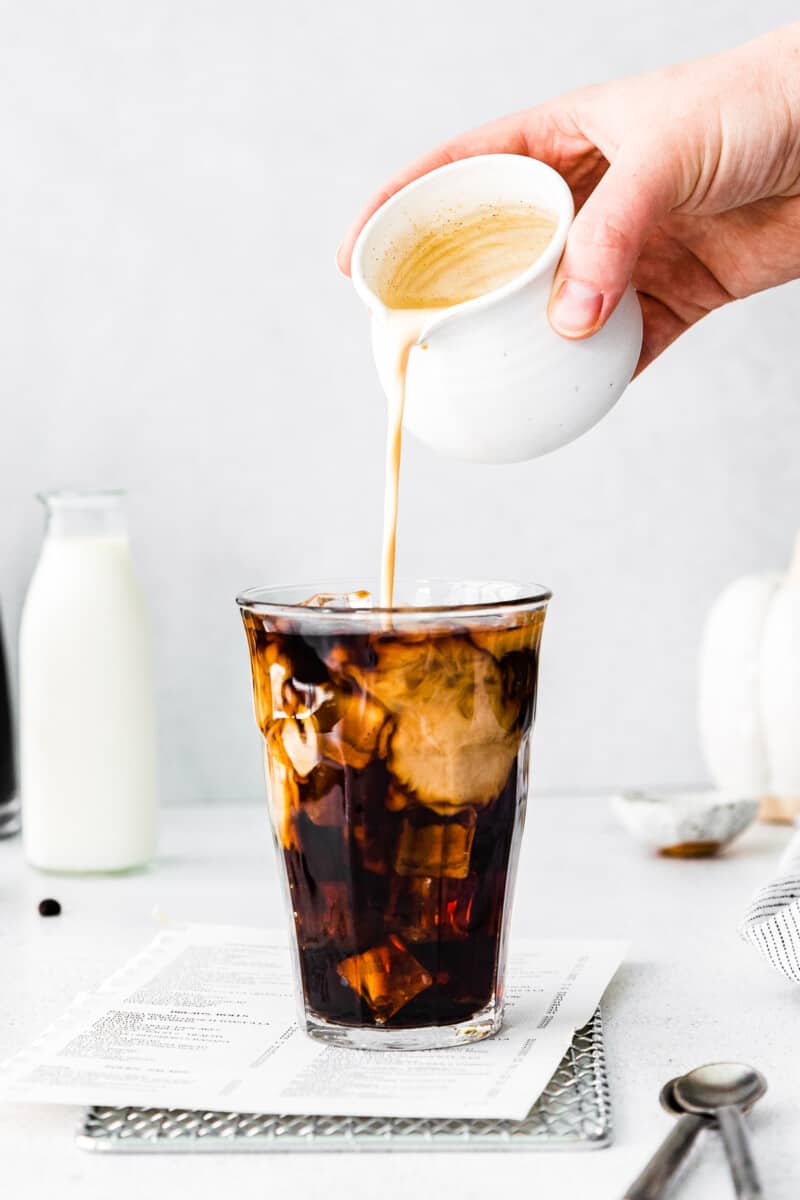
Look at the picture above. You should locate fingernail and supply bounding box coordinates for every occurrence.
[550,279,603,336]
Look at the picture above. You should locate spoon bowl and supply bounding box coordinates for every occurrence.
[659,1076,684,1116]
[664,1064,764,1126]
[674,1062,767,1115]
[674,1063,766,1200]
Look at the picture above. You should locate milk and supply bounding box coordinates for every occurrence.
[19,493,158,871]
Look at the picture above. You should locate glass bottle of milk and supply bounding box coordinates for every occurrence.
[19,491,158,871]
[0,603,18,837]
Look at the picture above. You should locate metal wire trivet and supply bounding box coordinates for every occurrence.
[77,1009,610,1153]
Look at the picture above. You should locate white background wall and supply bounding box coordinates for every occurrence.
[1,0,798,805]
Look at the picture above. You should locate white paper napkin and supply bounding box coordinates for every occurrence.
[740,827,800,983]
[0,924,626,1121]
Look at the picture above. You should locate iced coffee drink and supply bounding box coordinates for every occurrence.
[238,580,548,1049]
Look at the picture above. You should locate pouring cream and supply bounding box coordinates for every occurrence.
[373,204,558,606]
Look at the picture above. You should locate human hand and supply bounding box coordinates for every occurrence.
[338,25,800,373]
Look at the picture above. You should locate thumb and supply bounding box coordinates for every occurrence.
[548,147,677,338]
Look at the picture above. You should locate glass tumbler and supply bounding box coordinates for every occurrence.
[238,578,549,1049]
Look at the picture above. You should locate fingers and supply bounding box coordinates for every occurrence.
[336,113,535,276]
[634,293,690,375]
[548,146,679,338]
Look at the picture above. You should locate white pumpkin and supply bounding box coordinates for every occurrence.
[698,539,800,822]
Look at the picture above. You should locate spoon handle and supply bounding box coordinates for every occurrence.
[716,1105,762,1199]
[623,1113,707,1200]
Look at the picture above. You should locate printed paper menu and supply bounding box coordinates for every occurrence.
[0,925,625,1120]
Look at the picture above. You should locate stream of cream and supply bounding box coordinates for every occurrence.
[376,204,559,608]
[379,310,433,609]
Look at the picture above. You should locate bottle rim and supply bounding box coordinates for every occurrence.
[37,489,126,509]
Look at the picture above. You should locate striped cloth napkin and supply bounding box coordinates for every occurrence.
[740,827,800,983]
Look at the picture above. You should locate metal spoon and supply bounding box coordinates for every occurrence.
[624,1081,708,1200]
[674,1063,766,1200]
[624,1067,764,1200]
[659,1077,688,1117]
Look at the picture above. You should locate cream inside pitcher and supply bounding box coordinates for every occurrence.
[351,153,643,465]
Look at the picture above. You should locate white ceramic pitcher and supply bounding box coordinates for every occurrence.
[351,154,643,464]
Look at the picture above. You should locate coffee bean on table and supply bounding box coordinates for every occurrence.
[38,898,61,917]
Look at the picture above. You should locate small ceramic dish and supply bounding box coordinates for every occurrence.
[611,789,759,857]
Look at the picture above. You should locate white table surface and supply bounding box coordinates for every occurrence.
[0,796,796,1199]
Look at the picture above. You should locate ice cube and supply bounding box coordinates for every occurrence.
[241,617,288,731]
[279,717,320,778]
[386,874,475,942]
[336,935,432,1022]
[333,635,522,814]
[394,809,476,878]
[274,686,389,779]
[264,736,300,850]
[301,763,346,826]
[353,820,391,875]
[295,880,356,949]
[347,762,401,874]
[386,783,413,812]
[270,661,336,723]
[300,590,373,609]
[318,687,390,770]
[470,610,545,660]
